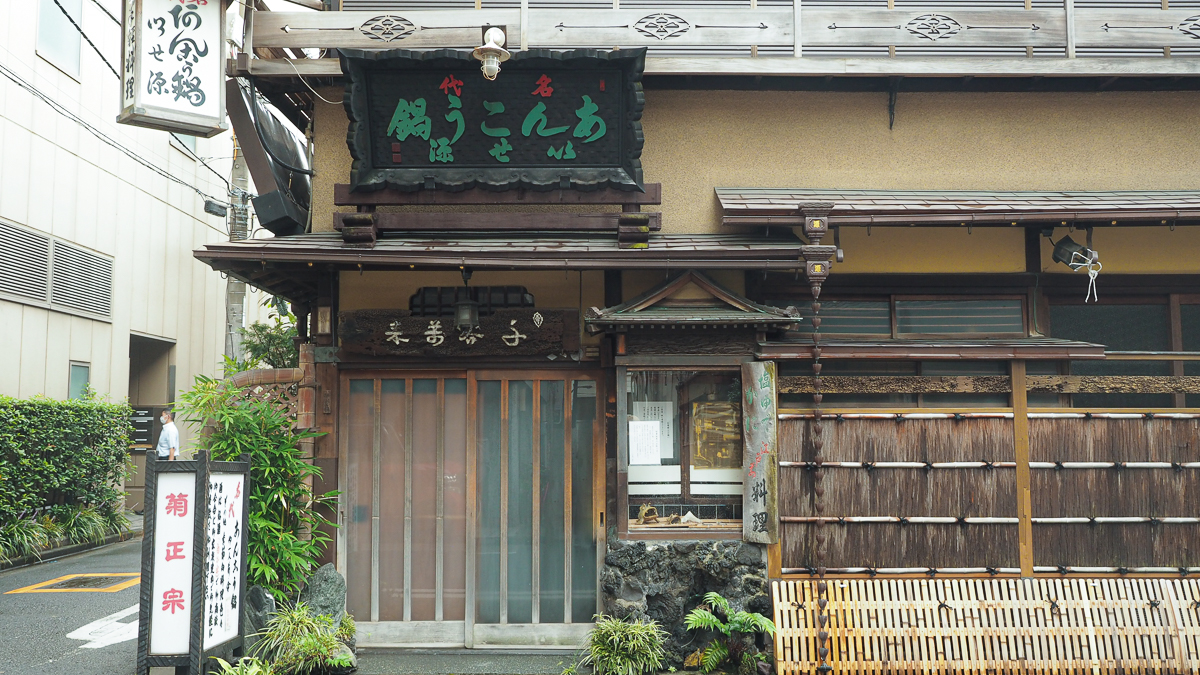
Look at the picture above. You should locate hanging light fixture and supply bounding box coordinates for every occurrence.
[1050,227,1102,302]
[472,27,510,81]
[454,268,480,334]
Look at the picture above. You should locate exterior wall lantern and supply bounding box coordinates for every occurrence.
[472,27,511,81]
[454,268,481,334]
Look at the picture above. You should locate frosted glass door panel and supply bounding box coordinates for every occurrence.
[443,379,468,621]
[539,381,566,624]
[476,381,502,624]
[411,379,439,620]
[378,380,406,621]
[571,380,598,623]
[345,380,375,620]
[507,381,535,624]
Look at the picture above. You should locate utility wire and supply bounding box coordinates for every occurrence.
[87,0,121,26]
[0,59,232,230]
[51,0,121,80]
[171,132,247,198]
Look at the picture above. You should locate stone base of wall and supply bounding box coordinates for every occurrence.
[601,538,770,666]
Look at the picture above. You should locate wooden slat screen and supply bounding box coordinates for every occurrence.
[773,578,1200,675]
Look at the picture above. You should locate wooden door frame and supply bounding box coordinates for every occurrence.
[337,367,606,649]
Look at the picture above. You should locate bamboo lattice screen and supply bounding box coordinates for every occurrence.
[773,577,1200,675]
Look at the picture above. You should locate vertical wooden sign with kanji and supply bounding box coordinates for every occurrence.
[137,451,251,675]
[742,361,779,545]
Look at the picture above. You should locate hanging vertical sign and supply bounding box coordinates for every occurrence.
[742,361,779,544]
[137,452,250,675]
[119,0,227,138]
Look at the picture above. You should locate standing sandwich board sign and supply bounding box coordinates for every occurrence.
[118,0,227,137]
[137,451,251,675]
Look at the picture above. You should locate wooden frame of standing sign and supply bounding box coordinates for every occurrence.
[137,451,251,675]
[742,361,779,544]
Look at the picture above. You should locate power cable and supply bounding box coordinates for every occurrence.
[87,0,121,26]
[50,0,121,80]
[0,59,232,231]
[170,132,246,197]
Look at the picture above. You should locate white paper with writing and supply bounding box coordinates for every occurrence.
[629,421,662,466]
[203,473,244,649]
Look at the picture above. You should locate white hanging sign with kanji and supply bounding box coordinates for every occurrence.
[149,471,196,655]
[119,0,227,137]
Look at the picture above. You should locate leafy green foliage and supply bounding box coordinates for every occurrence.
[0,393,133,522]
[253,603,354,675]
[60,505,110,545]
[240,309,299,369]
[578,614,668,675]
[211,657,273,675]
[179,375,335,600]
[334,614,356,643]
[684,592,776,674]
[0,517,51,561]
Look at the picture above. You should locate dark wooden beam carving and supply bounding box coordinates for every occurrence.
[334,183,662,207]
[333,211,661,233]
[780,376,1012,394]
[1026,375,1200,394]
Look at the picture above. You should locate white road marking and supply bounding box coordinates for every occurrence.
[66,604,139,649]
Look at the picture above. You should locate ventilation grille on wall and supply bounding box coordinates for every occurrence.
[0,221,51,303]
[0,221,113,319]
[52,241,113,317]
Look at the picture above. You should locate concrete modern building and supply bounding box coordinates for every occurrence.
[0,0,250,419]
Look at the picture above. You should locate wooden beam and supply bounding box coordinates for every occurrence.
[1171,294,1186,407]
[779,375,1012,394]
[236,56,1200,79]
[779,374,1200,394]
[1011,360,1033,577]
[333,211,662,232]
[334,183,662,207]
[1027,375,1200,393]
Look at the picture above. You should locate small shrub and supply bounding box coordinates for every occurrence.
[61,506,110,545]
[684,592,776,675]
[252,602,333,662]
[0,517,50,561]
[578,614,668,675]
[104,509,131,536]
[211,657,273,675]
[273,632,340,675]
[334,614,356,643]
[179,372,335,600]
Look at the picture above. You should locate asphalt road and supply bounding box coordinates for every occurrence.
[0,538,144,675]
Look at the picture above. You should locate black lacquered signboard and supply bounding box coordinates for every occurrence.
[341,48,645,193]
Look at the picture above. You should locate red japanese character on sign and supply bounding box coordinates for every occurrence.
[165,541,186,561]
[439,75,463,96]
[162,588,186,614]
[235,481,241,499]
[531,75,554,97]
[164,492,188,517]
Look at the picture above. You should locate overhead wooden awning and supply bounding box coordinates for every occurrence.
[718,188,1200,227]
[759,337,1106,360]
[195,232,807,304]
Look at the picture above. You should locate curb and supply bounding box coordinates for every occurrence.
[0,528,144,572]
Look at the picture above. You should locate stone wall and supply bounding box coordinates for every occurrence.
[601,538,770,666]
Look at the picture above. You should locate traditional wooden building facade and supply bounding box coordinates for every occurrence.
[203,1,1200,670]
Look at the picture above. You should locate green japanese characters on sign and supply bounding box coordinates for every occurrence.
[342,48,644,192]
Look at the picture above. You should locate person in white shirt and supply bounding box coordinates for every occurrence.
[156,410,180,460]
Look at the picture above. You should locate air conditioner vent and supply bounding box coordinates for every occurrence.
[51,241,113,318]
[0,222,51,302]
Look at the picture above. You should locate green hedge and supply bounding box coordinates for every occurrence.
[0,394,134,522]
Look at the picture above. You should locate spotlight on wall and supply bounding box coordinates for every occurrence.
[472,27,511,81]
[1051,233,1098,270]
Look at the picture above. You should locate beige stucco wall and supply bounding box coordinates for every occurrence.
[312,87,1200,275]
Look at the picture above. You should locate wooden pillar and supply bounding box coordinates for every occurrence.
[1170,294,1186,408]
[1012,359,1034,576]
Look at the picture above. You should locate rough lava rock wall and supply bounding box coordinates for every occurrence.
[601,538,770,666]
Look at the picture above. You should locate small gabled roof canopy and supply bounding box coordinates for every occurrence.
[585,270,800,332]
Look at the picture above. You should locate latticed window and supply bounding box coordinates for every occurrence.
[409,286,533,317]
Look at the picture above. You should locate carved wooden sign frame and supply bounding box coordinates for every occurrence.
[341,48,645,193]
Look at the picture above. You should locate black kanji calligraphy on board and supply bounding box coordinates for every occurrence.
[341,48,645,193]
